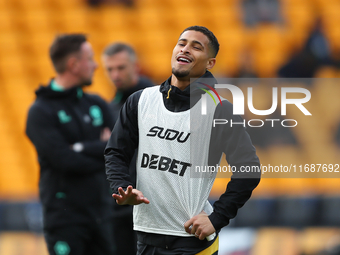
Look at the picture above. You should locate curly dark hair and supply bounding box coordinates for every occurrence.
[180,26,219,57]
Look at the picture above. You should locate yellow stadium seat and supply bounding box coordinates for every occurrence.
[282,3,315,33]
[172,8,204,29]
[252,228,299,255]
[209,4,242,28]
[250,24,290,77]
[100,6,133,30]
[11,0,46,10]
[314,0,340,13]
[135,0,171,8]
[0,33,21,56]
[324,25,340,52]
[58,9,89,33]
[316,178,340,195]
[52,0,84,11]
[137,6,164,30]
[0,232,48,255]
[214,26,247,76]
[312,79,340,130]
[18,10,52,34]
[300,228,340,254]
[0,11,17,33]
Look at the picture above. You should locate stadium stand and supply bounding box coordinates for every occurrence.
[0,0,339,199]
[0,0,340,253]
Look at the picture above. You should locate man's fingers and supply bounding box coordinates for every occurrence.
[198,233,205,240]
[184,218,194,234]
[112,193,121,199]
[113,188,150,206]
[191,226,197,235]
[143,197,150,204]
[118,187,126,196]
[134,194,150,205]
[117,186,133,197]
[112,193,123,204]
[195,230,201,239]
[139,196,150,204]
[126,185,133,195]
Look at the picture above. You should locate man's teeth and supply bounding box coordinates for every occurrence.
[178,57,190,63]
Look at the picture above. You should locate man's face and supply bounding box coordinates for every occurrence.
[171,30,215,80]
[102,51,137,90]
[75,42,98,86]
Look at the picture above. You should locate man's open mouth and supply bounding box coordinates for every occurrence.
[177,56,192,64]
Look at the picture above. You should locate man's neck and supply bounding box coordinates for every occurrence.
[54,74,79,90]
[170,75,190,91]
[131,74,139,88]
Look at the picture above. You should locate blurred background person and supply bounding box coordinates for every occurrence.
[102,43,154,123]
[102,42,154,255]
[87,0,134,7]
[278,18,333,78]
[26,34,115,255]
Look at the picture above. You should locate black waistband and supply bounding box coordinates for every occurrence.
[136,231,218,249]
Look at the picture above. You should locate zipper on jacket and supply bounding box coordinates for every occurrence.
[166,87,172,99]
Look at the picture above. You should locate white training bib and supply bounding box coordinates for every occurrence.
[134,86,219,237]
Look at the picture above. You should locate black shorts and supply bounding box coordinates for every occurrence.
[44,220,114,255]
[136,232,219,255]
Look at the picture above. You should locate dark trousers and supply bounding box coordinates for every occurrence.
[111,215,137,255]
[44,221,114,255]
[136,236,219,255]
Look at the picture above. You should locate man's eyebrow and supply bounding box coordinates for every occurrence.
[178,38,204,48]
[178,38,187,43]
[192,40,204,48]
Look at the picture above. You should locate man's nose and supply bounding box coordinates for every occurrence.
[110,70,119,80]
[181,45,190,54]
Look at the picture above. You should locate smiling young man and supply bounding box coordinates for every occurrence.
[105,26,261,254]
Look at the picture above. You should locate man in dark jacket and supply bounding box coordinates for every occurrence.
[102,42,154,123]
[102,42,154,255]
[26,34,114,255]
[105,26,261,255]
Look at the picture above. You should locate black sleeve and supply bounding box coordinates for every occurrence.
[26,103,105,174]
[81,95,115,158]
[208,100,261,231]
[104,91,142,193]
[82,140,108,158]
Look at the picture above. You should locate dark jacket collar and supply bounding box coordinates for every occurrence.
[159,71,218,112]
[35,79,83,100]
[160,71,217,96]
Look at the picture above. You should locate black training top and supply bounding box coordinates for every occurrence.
[26,80,114,229]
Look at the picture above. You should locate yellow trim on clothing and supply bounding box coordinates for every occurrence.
[196,236,219,255]
[166,87,172,99]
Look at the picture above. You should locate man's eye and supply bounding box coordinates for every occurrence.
[178,43,185,46]
[194,47,201,50]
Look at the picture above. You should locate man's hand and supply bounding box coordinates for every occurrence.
[112,185,150,205]
[100,127,111,142]
[184,211,216,240]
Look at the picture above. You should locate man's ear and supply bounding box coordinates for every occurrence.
[67,56,79,73]
[206,58,216,70]
[134,62,141,74]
